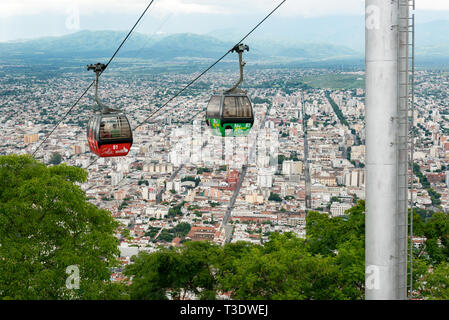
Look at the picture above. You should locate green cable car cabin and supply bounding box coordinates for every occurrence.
[206,90,254,137]
[206,43,254,137]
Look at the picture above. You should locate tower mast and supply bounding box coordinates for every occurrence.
[365,0,403,300]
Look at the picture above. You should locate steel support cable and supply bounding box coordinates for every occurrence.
[83,105,205,170]
[134,0,287,130]
[104,0,155,70]
[85,157,100,170]
[31,0,155,157]
[86,123,207,191]
[32,81,94,157]
[84,0,286,170]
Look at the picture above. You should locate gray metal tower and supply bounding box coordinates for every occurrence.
[365,0,414,300]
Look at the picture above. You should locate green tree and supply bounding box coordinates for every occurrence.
[144,226,161,239]
[0,155,123,300]
[48,152,62,165]
[423,212,449,264]
[121,228,131,240]
[124,201,368,300]
[209,201,220,208]
[418,262,449,300]
[409,210,425,237]
[197,168,211,174]
[173,222,191,238]
[167,201,186,218]
[214,241,254,289]
[305,211,346,256]
[125,241,219,300]
[217,233,349,300]
[278,154,287,165]
[333,238,365,299]
[268,192,282,202]
[96,196,449,301]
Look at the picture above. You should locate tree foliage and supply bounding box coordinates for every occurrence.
[124,241,220,300]
[3,155,449,300]
[167,201,186,218]
[268,192,282,202]
[125,201,367,300]
[422,212,449,265]
[418,262,449,300]
[48,152,62,165]
[0,155,123,300]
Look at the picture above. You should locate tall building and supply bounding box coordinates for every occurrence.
[282,160,303,176]
[330,202,353,217]
[114,190,126,201]
[351,145,366,162]
[72,145,82,155]
[24,133,38,144]
[117,160,130,173]
[142,187,149,200]
[343,169,365,188]
[144,162,173,174]
[245,194,264,204]
[446,171,449,189]
[257,168,274,188]
[111,171,123,186]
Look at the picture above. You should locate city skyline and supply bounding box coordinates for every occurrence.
[1,0,449,302]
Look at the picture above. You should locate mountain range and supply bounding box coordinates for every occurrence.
[0,30,361,65]
[0,18,448,65]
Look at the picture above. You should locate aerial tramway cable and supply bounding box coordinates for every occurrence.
[134,0,287,130]
[32,0,286,167]
[83,0,287,169]
[31,0,155,157]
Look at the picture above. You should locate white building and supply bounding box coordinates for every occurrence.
[351,145,365,162]
[446,171,449,189]
[144,162,174,174]
[330,202,353,217]
[111,171,123,186]
[332,158,353,168]
[282,160,303,176]
[257,168,274,188]
[343,169,365,188]
[142,187,149,200]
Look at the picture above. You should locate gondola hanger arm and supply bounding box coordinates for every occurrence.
[226,44,249,94]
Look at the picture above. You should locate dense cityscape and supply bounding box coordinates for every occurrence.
[1,63,448,286]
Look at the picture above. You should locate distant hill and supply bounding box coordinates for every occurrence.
[207,15,366,52]
[209,17,449,64]
[414,20,449,60]
[0,30,361,64]
[1,17,448,66]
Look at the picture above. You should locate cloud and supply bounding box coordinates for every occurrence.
[0,0,223,18]
[159,0,366,17]
[1,0,448,19]
[0,0,365,18]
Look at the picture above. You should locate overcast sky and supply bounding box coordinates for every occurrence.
[1,0,448,42]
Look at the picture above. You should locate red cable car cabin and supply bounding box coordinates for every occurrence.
[87,114,133,157]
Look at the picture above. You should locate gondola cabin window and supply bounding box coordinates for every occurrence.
[100,116,131,140]
[223,96,252,119]
[206,95,221,119]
